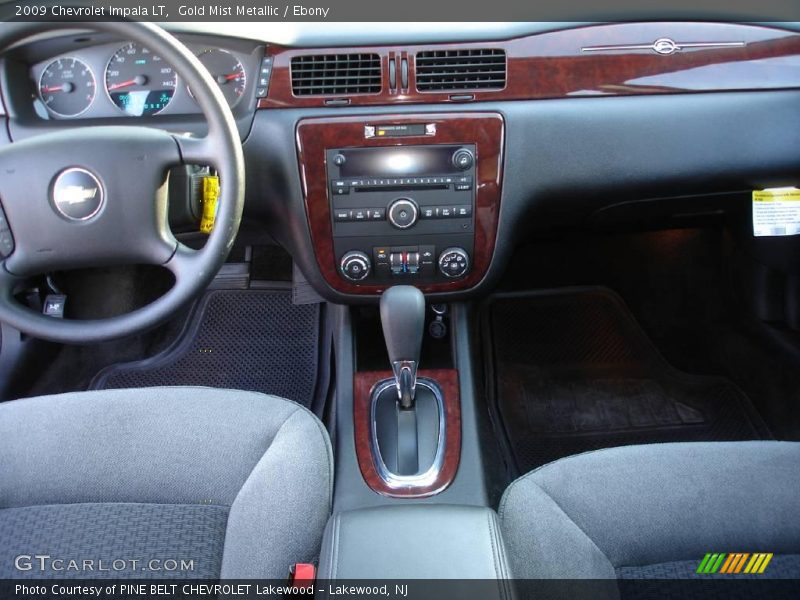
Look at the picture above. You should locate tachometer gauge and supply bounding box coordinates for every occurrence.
[38,57,96,117]
[191,49,246,107]
[105,42,177,116]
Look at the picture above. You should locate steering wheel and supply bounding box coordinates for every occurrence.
[0,21,244,343]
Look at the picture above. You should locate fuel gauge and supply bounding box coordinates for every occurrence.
[38,57,96,117]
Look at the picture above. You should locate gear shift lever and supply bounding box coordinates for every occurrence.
[380,286,425,410]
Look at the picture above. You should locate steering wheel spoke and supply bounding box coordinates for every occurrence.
[163,242,202,278]
[173,134,217,167]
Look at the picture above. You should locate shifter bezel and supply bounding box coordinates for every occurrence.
[369,377,447,490]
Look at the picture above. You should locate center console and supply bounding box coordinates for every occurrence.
[296,112,504,295]
[318,505,513,588]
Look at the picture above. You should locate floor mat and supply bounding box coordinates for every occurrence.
[485,287,771,474]
[92,289,325,409]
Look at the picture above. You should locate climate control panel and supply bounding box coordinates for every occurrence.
[326,144,476,285]
[338,245,471,283]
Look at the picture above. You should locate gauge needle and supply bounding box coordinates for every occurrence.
[216,73,241,84]
[41,83,75,93]
[108,75,147,91]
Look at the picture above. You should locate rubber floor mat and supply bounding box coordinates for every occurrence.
[92,289,324,409]
[485,287,771,474]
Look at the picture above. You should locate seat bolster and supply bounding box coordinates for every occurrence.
[500,442,800,570]
[221,406,333,579]
[499,477,616,580]
[0,387,301,508]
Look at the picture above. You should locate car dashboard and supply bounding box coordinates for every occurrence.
[1,21,799,304]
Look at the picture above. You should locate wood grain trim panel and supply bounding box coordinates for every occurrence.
[295,113,504,295]
[354,369,461,498]
[261,23,800,109]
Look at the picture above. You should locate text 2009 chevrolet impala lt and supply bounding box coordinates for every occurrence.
[0,17,798,599]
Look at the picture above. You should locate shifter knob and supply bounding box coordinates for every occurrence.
[380,286,425,409]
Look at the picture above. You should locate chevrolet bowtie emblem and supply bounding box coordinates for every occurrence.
[51,167,105,221]
[57,185,99,205]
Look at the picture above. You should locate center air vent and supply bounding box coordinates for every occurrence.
[291,53,382,96]
[415,49,506,92]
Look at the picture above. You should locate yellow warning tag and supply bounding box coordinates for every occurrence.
[752,187,800,237]
[200,175,220,234]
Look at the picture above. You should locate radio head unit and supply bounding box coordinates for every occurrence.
[326,144,476,284]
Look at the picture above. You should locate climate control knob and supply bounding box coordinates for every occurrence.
[438,247,470,278]
[388,198,419,229]
[340,251,371,281]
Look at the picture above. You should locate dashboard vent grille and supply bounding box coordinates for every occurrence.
[291,53,382,96]
[415,49,506,91]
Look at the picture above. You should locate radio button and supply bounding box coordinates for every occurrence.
[452,148,474,170]
[388,198,419,229]
[353,209,368,221]
[440,207,454,218]
[455,205,472,217]
[333,209,352,222]
[421,207,436,219]
[368,208,386,220]
[331,180,349,195]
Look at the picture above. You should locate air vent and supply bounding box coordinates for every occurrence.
[291,53,381,96]
[415,49,506,92]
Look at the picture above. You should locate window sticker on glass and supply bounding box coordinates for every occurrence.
[752,187,800,237]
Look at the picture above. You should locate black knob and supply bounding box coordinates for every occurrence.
[438,247,470,278]
[388,198,418,229]
[452,148,474,171]
[333,153,346,166]
[340,251,371,281]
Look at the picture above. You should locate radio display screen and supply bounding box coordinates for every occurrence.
[338,146,460,177]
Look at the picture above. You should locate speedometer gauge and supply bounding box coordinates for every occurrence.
[105,42,177,116]
[191,49,247,107]
[38,57,96,117]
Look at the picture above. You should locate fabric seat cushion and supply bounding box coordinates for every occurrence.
[0,387,332,579]
[499,441,800,579]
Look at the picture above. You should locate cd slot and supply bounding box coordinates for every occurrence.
[355,184,449,193]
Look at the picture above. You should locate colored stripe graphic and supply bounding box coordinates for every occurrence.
[758,553,773,574]
[744,554,760,573]
[702,553,774,574]
[734,553,750,573]
[697,553,728,574]
[719,554,736,574]
[727,553,748,573]
[696,554,713,573]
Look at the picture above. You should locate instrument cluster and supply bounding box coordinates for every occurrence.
[31,38,254,120]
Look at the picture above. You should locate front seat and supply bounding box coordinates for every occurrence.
[0,387,332,579]
[499,442,800,580]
